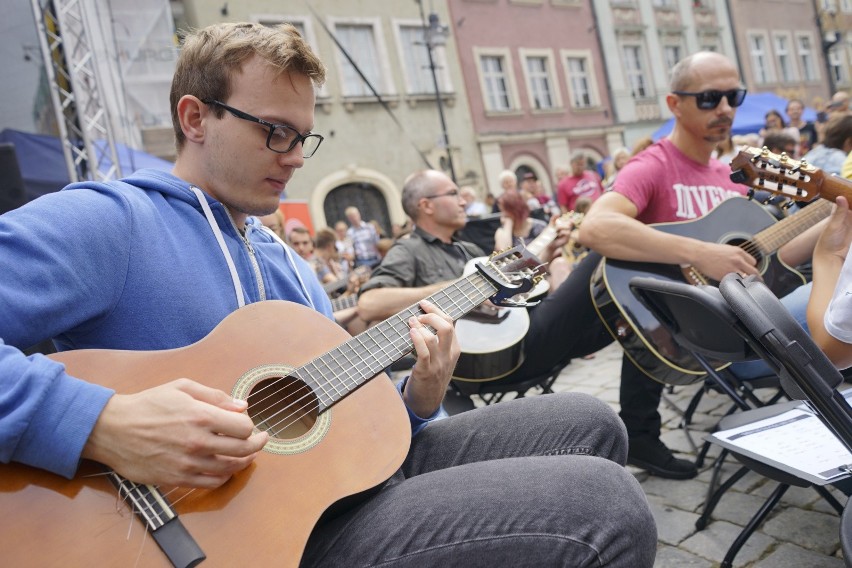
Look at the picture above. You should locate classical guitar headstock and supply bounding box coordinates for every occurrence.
[729,145,826,203]
[476,246,547,307]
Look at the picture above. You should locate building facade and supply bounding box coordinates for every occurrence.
[180,0,483,233]
[591,0,739,148]
[727,0,835,109]
[448,0,620,197]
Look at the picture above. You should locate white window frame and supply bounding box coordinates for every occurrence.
[842,0,852,13]
[829,45,850,85]
[700,36,721,53]
[329,17,397,99]
[251,14,329,98]
[662,43,684,76]
[795,32,821,82]
[747,31,775,85]
[560,49,600,109]
[391,18,453,96]
[772,31,798,84]
[519,48,562,112]
[473,47,521,114]
[620,43,653,99]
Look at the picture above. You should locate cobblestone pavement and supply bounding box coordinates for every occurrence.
[543,342,848,568]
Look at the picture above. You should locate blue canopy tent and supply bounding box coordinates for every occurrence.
[651,92,818,140]
[0,128,174,203]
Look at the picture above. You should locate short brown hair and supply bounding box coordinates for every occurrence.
[170,22,326,151]
[822,114,852,150]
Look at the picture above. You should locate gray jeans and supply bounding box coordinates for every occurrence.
[302,393,657,567]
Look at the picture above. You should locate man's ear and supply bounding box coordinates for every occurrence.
[176,95,208,144]
[665,93,681,118]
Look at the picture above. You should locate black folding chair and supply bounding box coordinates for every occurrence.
[450,361,565,406]
[720,273,852,567]
[628,276,843,568]
[628,276,784,460]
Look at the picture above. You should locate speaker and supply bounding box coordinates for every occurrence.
[0,143,26,214]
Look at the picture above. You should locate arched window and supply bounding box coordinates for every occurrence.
[324,182,391,237]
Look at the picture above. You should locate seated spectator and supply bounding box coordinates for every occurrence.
[314,227,349,285]
[762,130,798,157]
[494,190,548,250]
[333,220,355,272]
[460,186,489,218]
[801,114,852,175]
[557,150,604,213]
[345,206,381,268]
[258,208,286,240]
[603,147,631,189]
[761,109,801,156]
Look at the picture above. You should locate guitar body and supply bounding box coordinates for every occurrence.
[591,197,806,386]
[453,257,532,381]
[0,301,410,567]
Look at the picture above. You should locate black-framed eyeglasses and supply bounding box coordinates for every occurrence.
[203,100,324,158]
[671,88,747,110]
[423,189,461,200]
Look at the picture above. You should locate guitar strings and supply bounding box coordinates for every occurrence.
[242,274,498,436]
[247,278,492,434]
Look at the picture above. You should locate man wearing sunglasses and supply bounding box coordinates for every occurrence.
[580,51,759,479]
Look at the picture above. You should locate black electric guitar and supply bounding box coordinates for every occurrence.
[591,194,832,386]
[0,246,545,568]
[454,213,580,382]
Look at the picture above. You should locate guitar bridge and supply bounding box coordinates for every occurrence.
[108,472,206,568]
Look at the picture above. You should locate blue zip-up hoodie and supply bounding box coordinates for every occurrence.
[0,169,336,477]
[0,169,443,478]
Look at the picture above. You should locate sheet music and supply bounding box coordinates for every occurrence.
[710,407,852,483]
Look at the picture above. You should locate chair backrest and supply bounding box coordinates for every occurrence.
[628,276,763,365]
[719,274,852,454]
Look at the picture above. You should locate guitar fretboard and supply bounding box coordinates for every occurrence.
[300,271,499,410]
[751,199,832,254]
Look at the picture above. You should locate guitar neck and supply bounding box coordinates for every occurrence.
[811,174,852,203]
[524,212,577,258]
[751,198,833,254]
[300,271,498,410]
[331,294,358,312]
[525,225,557,258]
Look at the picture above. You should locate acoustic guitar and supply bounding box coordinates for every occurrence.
[730,145,852,205]
[0,247,544,568]
[453,212,581,382]
[590,192,832,386]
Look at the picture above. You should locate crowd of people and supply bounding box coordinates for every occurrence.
[5,19,852,567]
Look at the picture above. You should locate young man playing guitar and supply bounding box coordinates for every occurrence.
[580,52,762,479]
[0,22,654,567]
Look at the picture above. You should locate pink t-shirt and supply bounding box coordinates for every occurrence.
[557,171,603,211]
[613,138,748,224]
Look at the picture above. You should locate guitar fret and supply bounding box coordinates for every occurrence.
[311,356,347,398]
[304,360,338,408]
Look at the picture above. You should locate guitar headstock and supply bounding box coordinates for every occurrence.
[476,246,547,307]
[729,145,826,203]
[555,210,584,229]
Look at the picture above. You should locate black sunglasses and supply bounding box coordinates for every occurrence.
[672,88,747,110]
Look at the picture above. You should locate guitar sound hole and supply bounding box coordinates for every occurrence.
[246,377,319,440]
[726,237,764,268]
